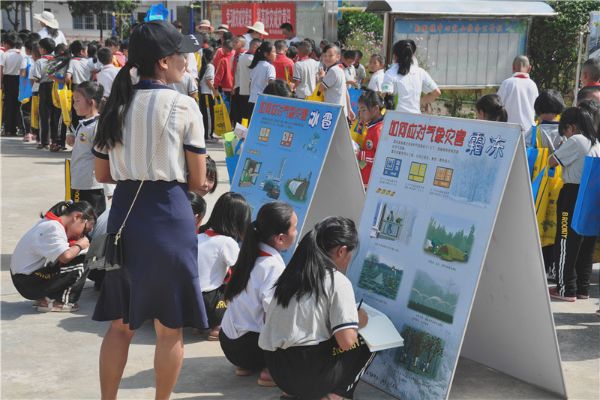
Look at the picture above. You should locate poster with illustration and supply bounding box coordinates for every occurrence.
[231,95,343,262]
[346,112,520,399]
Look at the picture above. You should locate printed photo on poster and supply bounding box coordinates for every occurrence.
[370,201,417,243]
[284,172,313,202]
[407,270,459,324]
[259,158,287,200]
[239,158,262,187]
[358,252,404,300]
[449,155,499,206]
[395,325,445,379]
[423,213,475,263]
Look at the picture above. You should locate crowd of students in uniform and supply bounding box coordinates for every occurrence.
[4,13,600,400]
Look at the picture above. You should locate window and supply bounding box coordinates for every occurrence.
[72,14,97,30]
[98,13,112,30]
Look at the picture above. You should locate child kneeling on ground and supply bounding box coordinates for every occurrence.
[10,201,96,312]
[197,192,251,340]
[219,201,297,387]
[259,217,372,400]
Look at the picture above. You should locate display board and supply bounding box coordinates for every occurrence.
[347,112,566,399]
[230,95,365,262]
[392,18,528,87]
[588,12,600,58]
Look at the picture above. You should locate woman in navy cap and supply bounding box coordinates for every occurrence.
[92,20,207,399]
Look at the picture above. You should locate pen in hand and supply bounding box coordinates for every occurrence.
[357,298,363,310]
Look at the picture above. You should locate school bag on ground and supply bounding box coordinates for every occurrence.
[571,156,600,236]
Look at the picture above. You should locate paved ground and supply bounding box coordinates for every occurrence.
[1,136,599,399]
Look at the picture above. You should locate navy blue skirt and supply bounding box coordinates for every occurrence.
[93,180,208,330]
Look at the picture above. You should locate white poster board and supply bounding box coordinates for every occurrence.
[346,112,566,399]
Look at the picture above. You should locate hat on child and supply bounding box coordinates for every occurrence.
[198,20,213,31]
[128,20,202,67]
[216,24,230,33]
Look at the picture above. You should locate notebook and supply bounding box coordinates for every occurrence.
[358,302,404,352]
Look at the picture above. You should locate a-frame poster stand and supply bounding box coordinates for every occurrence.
[460,138,566,397]
[231,95,365,262]
[346,111,567,399]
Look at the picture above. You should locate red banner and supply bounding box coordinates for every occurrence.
[221,2,296,39]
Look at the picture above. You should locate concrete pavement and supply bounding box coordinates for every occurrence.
[1,136,598,399]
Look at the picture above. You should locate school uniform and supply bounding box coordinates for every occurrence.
[322,64,348,116]
[259,270,373,399]
[197,229,240,327]
[231,52,253,124]
[367,69,384,92]
[220,243,285,371]
[273,53,294,82]
[527,120,563,151]
[67,56,93,126]
[199,64,216,139]
[19,55,33,135]
[343,63,357,88]
[69,115,106,216]
[358,117,384,188]
[92,80,208,330]
[249,60,276,113]
[96,64,120,98]
[170,71,198,97]
[355,63,367,88]
[32,55,60,146]
[551,135,600,298]
[10,214,88,304]
[1,48,24,134]
[28,57,40,138]
[382,63,438,114]
[293,56,320,99]
[497,72,539,134]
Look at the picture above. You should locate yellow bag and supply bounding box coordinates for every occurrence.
[532,147,549,181]
[64,159,72,201]
[350,119,366,147]
[51,81,61,108]
[31,95,40,130]
[306,85,324,102]
[537,166,564,247]
[56,82,72,128]
[213,93,232,137]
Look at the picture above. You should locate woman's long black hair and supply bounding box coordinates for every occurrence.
[224,201,294,302]
[43,200,96,222]
[392,39,414,75]
[199,47,214,82]
[249,41,273,69]
[199,192,251,242]
[273,217,358,308]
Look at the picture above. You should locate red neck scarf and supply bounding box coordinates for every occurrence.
[45,212,77,245]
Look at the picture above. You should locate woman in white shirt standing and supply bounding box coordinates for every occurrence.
[382,39,441,114]
[248,41,276,115]
[34,11,67,46]
[92,21,207,399]
[259,217,372,400]
[220,202,297,386]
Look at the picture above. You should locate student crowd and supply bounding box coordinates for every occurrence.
[2,12,599,400]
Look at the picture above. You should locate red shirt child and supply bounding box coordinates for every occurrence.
[273,53,294,83]
[214,51,234,93]
[358,116,383,187]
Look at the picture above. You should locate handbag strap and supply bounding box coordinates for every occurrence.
[114,96,178,243]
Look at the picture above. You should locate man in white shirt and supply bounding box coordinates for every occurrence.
[233,38,261,123]
[280,22,301,47]
[1,32,25,135]
[497,55,539,134]
[96,47,120,98]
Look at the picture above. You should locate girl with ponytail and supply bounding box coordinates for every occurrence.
[10,200,96,313]
[476,94,508,122]
[220,201,297,387]
[258,217,373,400]
[382,39,441,114]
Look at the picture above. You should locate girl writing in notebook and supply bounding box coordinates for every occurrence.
[259,217,373,400]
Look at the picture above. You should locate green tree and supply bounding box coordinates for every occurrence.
[338,11,384,44]
[67,1,139,39]
[1,1,32,31]
[529,0,600,96]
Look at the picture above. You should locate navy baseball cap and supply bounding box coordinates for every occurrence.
[128,20,201,66]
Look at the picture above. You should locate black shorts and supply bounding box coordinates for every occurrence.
[202,285,227,328]
[219,330,265,371]
[265,336,374,400]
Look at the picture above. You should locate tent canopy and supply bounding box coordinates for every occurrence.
[366,1,556,17]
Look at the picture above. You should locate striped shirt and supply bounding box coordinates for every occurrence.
[93,82,206,183]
